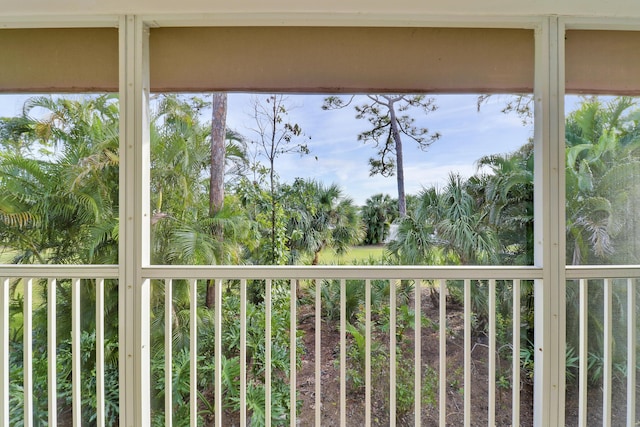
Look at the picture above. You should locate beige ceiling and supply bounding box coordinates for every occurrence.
[1,0,639,19]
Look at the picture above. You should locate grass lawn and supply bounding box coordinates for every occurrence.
[318,244,387,264]
[0,248,17,263]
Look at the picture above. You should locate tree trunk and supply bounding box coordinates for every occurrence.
[388,103,407,217]
[210,92,228,217]
[270,160,277,265]
[208,92,227,308]
[269,98,278,265]
[205,279,216,309]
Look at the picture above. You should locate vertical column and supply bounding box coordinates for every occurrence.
[119,15,151,427]
[533,16,566,427]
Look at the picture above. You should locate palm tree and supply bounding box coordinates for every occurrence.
[390,173,499,266]
[563,97,640,387]
[0,94,122,425]
[149,94,251,267]
[565,97,640,265]
[436,173,499,265]
[0,115,37,156]
[360,193,397,245]
[475,142,534,265]
[387,187,443,265]
[284,179,364,265]
[0,94,120,264]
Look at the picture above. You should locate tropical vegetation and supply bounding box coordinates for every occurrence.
[0,94,638,425]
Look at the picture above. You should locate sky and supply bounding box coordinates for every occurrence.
[225,93,533,205]
[0,92,543,206]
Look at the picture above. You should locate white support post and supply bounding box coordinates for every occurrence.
[533,16,566,427]
[119,14,151,427]
[555,20,568,424]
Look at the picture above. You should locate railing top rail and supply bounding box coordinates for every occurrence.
[0,265,119,278]
[565,265,640,279]
[2,264,638,280]
[141,265,544,280]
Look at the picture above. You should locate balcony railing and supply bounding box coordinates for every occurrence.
[0,265,638,426]
[0,265,118,427]
[565,266,640,427]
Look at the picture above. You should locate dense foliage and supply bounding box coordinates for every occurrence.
[1,94,638,425]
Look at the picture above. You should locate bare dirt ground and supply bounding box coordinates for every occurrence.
[296,293,535,426]
[295,289,640,427]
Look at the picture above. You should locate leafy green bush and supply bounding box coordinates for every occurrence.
[150,279,303,426]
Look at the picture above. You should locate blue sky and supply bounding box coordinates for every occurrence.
[226,93,533,205]
[0,93,539,206]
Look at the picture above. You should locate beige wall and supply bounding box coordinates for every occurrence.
[2,0,639,95]
[0,28,118,93]
[150,27,533,93]
[1,0,639,19]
